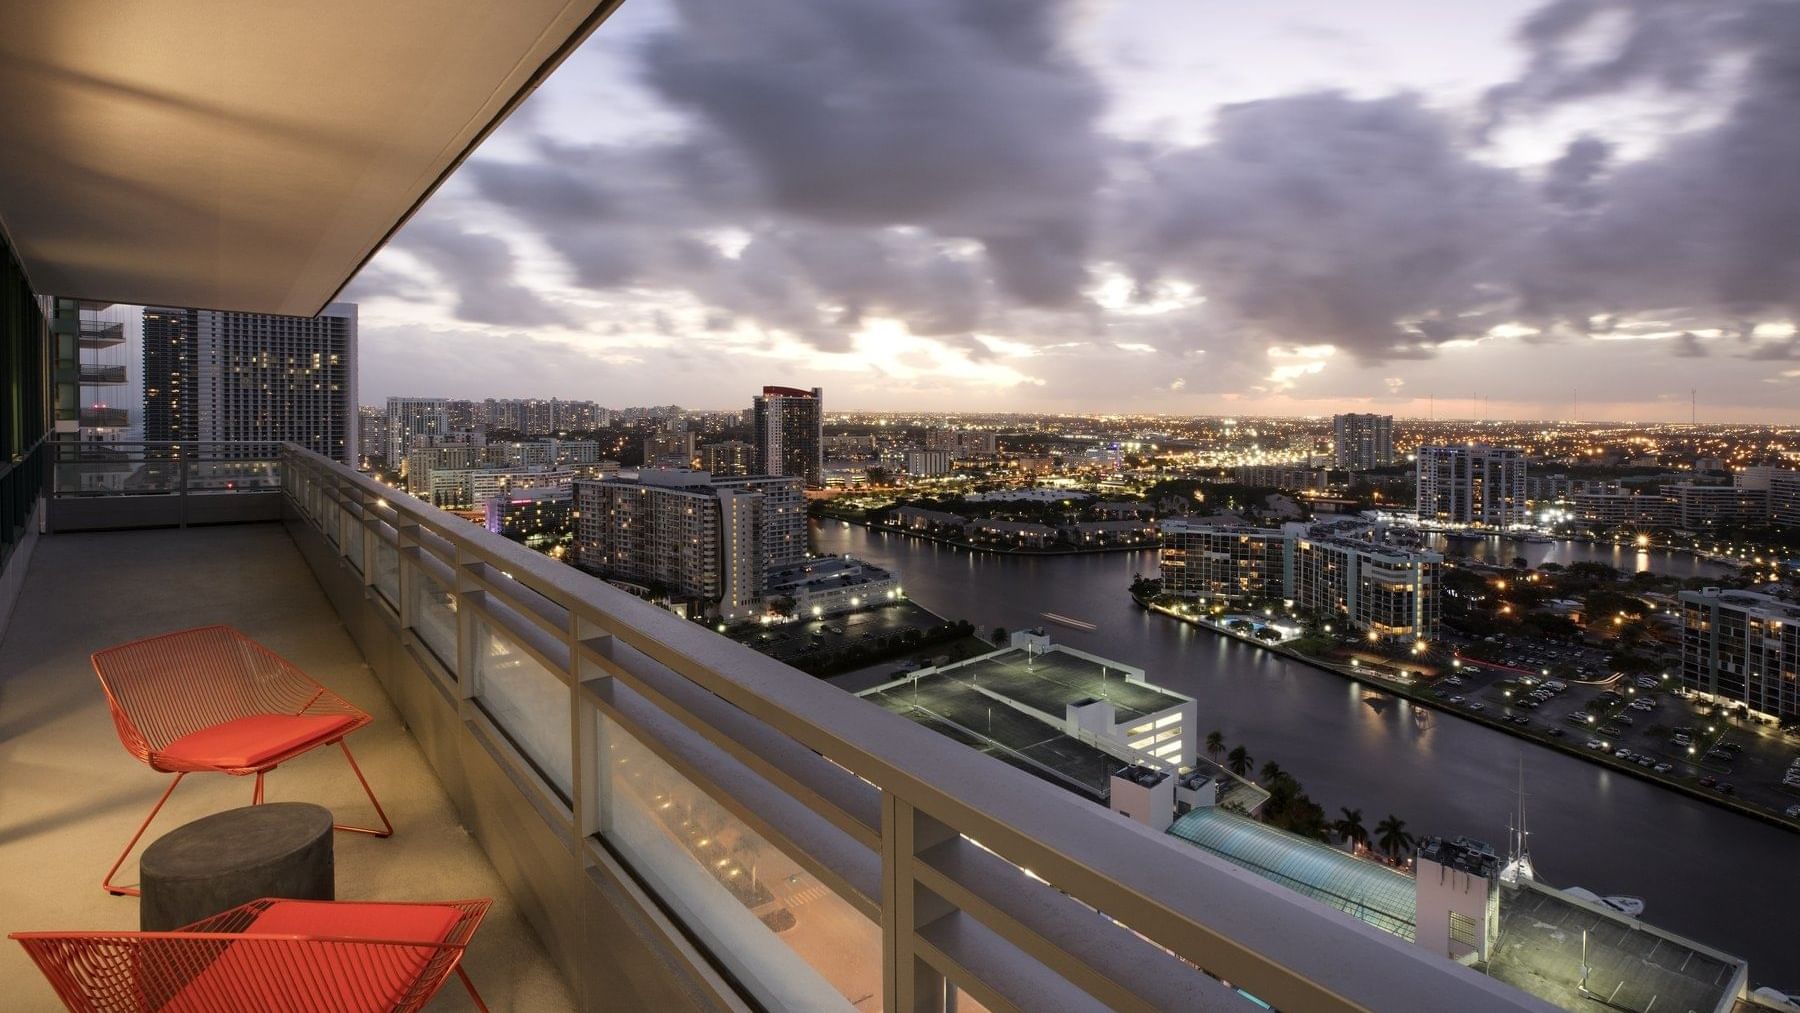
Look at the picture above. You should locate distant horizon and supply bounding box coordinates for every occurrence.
[357,394,1794,429]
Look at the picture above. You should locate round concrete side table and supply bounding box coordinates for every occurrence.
[139,802,334,931]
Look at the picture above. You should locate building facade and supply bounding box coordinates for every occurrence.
[1415,445,1528,528]
[571,470,801,619]
[143,303,357,462]
[1158,521,1287,602]
[1332,413,1394,471]
[385,396,449,468]
[752,385,823,487]
[1680,587,1799,724]
[698,440,755,476]
[1158,519,1441,642]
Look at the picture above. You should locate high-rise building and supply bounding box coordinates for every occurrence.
[572,470,765,619]
[357,406,388,469]
[752,385,823,487]
[698,440,755,476]
[1158,522,1286,602]
[1332,413,1394,471]
[1415,445,1528,528]
[385,396,449,468]
[1680,587,1799,725]
[143,303,356,462]
[643,429,695,468]
[715,473,806,572]
[1157,519,1441,642]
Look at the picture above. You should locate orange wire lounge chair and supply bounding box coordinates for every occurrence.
[12,898,491,1012]
[91,625,393,896]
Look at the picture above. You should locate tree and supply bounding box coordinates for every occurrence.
[1334,807,1370,852]
[1259,760,1285,785]
[1227,745,1253,777]
[1375,815,1415,863]
[1205,730,1225,762]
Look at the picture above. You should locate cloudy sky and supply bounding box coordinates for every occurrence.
[345,0,1800,422]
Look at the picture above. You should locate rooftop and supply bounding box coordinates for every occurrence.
[1168,808,1419,942]
[1485,883,1742,1013]
[0,524,572,1010]
[927,645,1183,725]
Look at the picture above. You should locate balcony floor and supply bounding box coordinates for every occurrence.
[0,523,575,1011]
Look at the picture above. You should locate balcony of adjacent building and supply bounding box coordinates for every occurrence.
[77,363,127,386]
[0,444,1556,1012]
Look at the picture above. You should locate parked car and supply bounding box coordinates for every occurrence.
[1699,775,1718,787]
[1653,762,1673,774]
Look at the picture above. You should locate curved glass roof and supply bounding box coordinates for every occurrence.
[1169,808,1417,941]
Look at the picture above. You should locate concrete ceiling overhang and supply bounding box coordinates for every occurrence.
[0,0,620,316]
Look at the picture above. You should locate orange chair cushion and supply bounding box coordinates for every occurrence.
[158,713,359,769]
[164,901,464,1012]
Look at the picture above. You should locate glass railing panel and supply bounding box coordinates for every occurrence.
[599,713,879,1011]
[411,564,459,671]
[473,613,571,799]
[373,526,400,607]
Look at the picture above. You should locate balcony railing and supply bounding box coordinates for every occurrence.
[78,364,128,385]
[77,406,129,427]
[47,441,282,531]
[77,321,125,348]
[276,443,1547,1013]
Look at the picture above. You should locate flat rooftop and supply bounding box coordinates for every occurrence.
[933,647,1186,725]
[863,676,1120,800]
[1484,883,1741,1013]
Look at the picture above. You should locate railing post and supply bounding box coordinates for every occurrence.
[883,793,953,1013]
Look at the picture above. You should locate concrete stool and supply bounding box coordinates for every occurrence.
[140,802,334,931]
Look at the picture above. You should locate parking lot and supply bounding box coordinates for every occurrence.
[1426,659,1800,825]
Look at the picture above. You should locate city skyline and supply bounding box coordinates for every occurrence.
[341,0,1800,422]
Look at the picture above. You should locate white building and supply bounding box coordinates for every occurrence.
[1680,587,1800,724]
[1415,444,1528,529]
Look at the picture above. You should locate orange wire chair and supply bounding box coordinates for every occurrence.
[12,897,491,1013]
[91,625,393,896]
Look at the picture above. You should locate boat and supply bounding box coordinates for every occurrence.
[1445,530,1485,543]
[1520,534,1554,544]
[1041,612,1097,632]
[1566,886,1646,917]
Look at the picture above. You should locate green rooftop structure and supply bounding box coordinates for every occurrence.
[1169,807,1419,941]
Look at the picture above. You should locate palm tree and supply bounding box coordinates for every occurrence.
[1226,745,1252,777]
[1375,815,1415,863]
[1334,807,1369,852]
[1259,760,1284,785]
[1205,730,1225,762]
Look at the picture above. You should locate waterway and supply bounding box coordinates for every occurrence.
[1421,533,1741,580]
[814,521,1799,984]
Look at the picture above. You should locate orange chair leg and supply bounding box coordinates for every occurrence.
[333,739,393,837]
[252,770,266,805]
[103,772,186,897]
[456,964,490,1013]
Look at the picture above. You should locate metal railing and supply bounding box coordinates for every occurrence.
[47,441,284,532]
[278,444,1547,1012]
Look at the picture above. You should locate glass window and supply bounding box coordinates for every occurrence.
[599,713,878,1011]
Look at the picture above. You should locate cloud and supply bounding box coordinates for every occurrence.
[1117,91,1536,361]
[383,221,572,327]
[639,0,1105,308]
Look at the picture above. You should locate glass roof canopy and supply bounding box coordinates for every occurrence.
[1169,808,1418,941]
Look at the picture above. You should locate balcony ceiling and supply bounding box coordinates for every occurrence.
[0,0,619,316]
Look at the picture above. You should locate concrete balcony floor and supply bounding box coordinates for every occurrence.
[0,523,575,1011]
